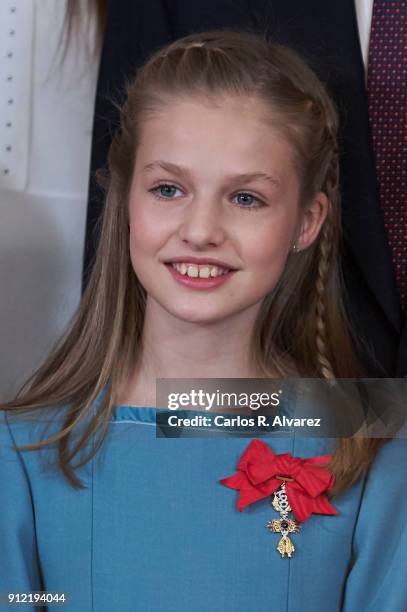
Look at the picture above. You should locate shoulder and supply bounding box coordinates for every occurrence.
[355,438,407,525]
[1,387,108,446]
[1,405,67,448]
[365,438,407,484]
[0,404,95,491]
[341,439,407,609]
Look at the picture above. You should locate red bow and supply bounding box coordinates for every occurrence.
[220,439,337,523]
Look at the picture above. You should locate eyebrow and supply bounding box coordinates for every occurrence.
[142,160,281,188]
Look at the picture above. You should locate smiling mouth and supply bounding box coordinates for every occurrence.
[169,262,231,278]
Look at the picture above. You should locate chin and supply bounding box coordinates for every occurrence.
[170,308,228,326]
[158,301,233,326]
[146,289,264,327]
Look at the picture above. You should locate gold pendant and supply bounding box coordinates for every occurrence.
[266,481,300,558]
[277,534,296,558]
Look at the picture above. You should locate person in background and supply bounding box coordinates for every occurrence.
[0,0,101,401]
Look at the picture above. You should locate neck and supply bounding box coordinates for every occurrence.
[117,298,265,407]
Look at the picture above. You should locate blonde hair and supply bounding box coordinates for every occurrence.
[3,30,385,492]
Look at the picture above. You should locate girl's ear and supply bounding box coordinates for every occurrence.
[295,192,329,251]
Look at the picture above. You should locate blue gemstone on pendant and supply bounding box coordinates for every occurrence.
[281,520,289,529]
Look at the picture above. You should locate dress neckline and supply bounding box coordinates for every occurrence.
[112,404,163,423]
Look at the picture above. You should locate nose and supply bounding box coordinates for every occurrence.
[178,194,226,248]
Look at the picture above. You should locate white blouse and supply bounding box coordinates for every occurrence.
[354,0,374,71]
[0,0,99,399]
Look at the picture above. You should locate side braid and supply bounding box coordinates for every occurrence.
[315,217,335,378]
[311,100,340,378]
[313,117,340,379]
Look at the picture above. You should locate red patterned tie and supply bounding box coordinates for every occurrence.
[367,0,407,312]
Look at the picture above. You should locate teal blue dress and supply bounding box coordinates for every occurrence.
[1,397,407,612]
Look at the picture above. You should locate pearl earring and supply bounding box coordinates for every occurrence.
[292,244,298,253]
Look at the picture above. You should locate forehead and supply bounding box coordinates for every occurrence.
[134,94,297,181]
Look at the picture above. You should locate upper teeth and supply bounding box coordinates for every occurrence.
[172,263,229,278]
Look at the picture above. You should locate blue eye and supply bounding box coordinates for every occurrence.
[233,192,264,209]
[149,184,265,209]
[150,184,184,199]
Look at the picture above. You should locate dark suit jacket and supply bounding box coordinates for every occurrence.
[84,0,407,376]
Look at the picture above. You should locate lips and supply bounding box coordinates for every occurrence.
[170,262,229,278]
[163,257,238,289]
[163,255,237,288]
[164,255,238,271]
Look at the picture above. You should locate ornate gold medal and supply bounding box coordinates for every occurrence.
[266,481,300,558]
[220,440,338,560]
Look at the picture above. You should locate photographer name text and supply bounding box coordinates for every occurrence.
[166,415,321,428]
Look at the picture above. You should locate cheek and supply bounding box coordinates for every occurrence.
[243,224,292,276]
[129,223,157,290]
[129,198,164,254]
[128,201,177,281]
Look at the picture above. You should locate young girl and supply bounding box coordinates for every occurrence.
[1,30,406,612]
